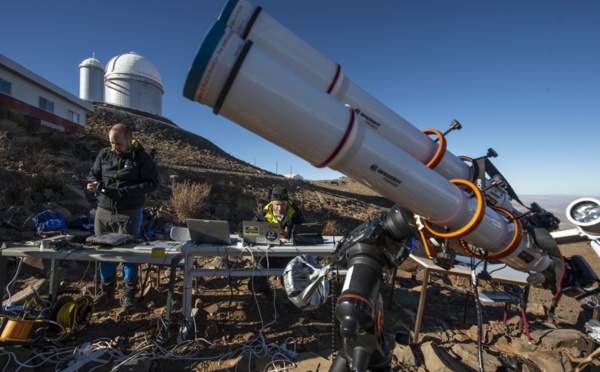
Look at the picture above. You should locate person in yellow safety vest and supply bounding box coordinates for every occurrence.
[252,185,304,241]
[249,185,305,296]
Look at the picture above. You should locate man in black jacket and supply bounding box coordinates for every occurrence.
[86,124,159,312]
[249,185,305,296]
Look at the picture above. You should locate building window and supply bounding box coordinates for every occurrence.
[68,110,80,124]
[38,97,54,113]
[0,79,11,95]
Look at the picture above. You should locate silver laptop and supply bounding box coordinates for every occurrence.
[242,221,282,245]
[186,219,231,245]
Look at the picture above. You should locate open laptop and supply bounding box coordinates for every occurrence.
[241,221,282,245]
[186,219,231,245]
[292,223,325,245]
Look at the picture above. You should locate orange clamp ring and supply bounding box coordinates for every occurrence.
[423,179,486,239]
[423,129,447,169]
[458,155,473,165]
[416,222,438,260]
[459,206,523,261]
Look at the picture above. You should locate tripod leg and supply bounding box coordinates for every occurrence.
[330,350,351,372]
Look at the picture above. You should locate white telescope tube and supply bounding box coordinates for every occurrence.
[218,0,471,181]
[183,22,551,273]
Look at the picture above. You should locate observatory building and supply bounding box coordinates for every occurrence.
[79,56,105,102]
[79,52,163,116]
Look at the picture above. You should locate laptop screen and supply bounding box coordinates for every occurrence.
[242,221,282,245]
[292,223,324,236]
[186,219,231,245]
[292,223,325,245]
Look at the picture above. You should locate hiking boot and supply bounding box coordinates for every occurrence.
[94,277,116,309]
[120,277,138,311]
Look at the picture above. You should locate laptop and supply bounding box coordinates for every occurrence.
[241,221,282,245]
[186,219,231,245]
[292,223,325,245]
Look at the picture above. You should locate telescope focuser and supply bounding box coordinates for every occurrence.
[486,148,498,158]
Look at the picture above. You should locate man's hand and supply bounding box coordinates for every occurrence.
[87,181,99,192]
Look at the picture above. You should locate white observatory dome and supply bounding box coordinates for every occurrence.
[80,57,105,70]
[104,52,163,115]
[79,57,105,102]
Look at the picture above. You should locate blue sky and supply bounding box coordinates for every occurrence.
[3,0,599,196]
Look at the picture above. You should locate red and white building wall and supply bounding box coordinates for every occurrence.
[0,54,92,133]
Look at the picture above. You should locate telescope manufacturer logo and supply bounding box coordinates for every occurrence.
[370,164,402,187]
[354,108,381,130]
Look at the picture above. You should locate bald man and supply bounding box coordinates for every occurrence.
[87,124,159,312]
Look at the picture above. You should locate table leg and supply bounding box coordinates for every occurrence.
[412,267,430,343]
[182,251,193,323]
[0,255,7,307]
[164,256,179,333]
[48,259,60,303]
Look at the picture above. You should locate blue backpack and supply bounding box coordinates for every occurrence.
[33,210,68,232]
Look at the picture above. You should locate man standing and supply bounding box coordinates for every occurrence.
[86,124,159,312]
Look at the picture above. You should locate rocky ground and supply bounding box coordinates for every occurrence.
[1,104,599,371]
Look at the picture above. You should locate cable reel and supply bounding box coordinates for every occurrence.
[48,295,93,341]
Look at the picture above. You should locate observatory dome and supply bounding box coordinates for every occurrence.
[79,57,105,70]
[104,52,163,115]
[105,52,162,86]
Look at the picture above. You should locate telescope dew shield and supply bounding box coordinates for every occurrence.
[185,22,358,167]
[218,0,470,181]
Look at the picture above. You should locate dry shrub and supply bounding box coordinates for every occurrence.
[13,135,46,150]
[166,181,211,224]
[0,130,9,163]
[322,219,341,236]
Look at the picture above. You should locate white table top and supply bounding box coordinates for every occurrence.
[181,235,343,257]
[1,239,184,265]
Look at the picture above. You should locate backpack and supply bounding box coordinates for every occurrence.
[33,210,68,233]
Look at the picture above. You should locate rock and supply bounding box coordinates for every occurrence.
[467,325,492,344]
[141,285,166,308]
[521,350,573,371]
[204,303,219,315]
[530,328,592,352]
[1,278,46,307]
[392,343,417,366]
[421,341,471,372]
[526,302,547,317]
[396,269,414,279]
[493,335,538,354]
[450,343,503,371]
[295,352,332,371]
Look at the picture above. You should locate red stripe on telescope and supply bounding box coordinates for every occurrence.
[317,108,354,168]
[327,64,341,94]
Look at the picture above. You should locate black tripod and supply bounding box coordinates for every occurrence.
[329,257,392,372]
[328,205,414,371]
